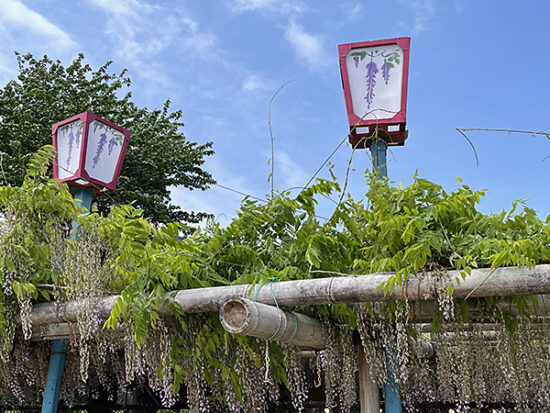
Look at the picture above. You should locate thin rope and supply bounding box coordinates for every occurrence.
[255,277,283,384]
[252,277,300,374]
[266,279,282,341]
[254,277,283,341]
[281,311,298,343]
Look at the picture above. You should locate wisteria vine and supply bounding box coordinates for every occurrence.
[0,147,549,411]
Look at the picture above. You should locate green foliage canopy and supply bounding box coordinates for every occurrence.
[2,147,550,335]
[0,52,215,224]
[1,148,550,408]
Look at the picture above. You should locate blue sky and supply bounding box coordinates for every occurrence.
[1,0,549,223]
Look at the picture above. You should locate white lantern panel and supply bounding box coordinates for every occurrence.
[56,120,83,179]
[84,121,125,184]
[345,44,404,121]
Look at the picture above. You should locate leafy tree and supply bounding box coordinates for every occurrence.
[0,52,215,224]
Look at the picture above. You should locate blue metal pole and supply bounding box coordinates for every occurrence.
[72,187,94,210]
[384,344,402,413]
[370,141,402,412]
[42,187,93,413]
[41,339,68,412]
[371,139,388,179]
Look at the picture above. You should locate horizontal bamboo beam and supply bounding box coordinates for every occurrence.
[173,265,550,313]
[219,298,325,349]
[31,323,75,341]
[28,264,550,327]
[30,295,119,326]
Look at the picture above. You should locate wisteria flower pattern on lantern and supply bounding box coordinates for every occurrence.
[57,120,84,179]
[67,132,74,168]
[89,122,124,169]
[85,121,126,184]
[93,133,107,168]
[350,49,401,109]
[364,62,378,108]
[75,124,82,147]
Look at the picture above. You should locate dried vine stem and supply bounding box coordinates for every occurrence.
[35,284,67,290]
[456,126,550,166]
[464,266,499,300]
[268,79,295,200]
[457,127,550,140]
[454,127,480,167]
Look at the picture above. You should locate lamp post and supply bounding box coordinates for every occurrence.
[338,38,411,413]
[338,37,410,177]
[42,112,131,413]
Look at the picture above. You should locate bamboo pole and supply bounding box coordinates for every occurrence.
[219,298,324,349]
[31,323,74,342]
[27,264,550,327]
[173,264,550,313]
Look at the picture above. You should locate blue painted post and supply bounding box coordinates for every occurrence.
[42,339,68,412]
[370,140,402,413]
[42,187,93,413]
[384,347,402,413]
[370,138,388,179]
[70,188,94,232]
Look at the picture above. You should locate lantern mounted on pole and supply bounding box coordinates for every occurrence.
[338,37,410,149]
[45,112,131,412]
[338,38,410,412]
[52,111,131,191]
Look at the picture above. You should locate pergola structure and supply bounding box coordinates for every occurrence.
[22,264,550,412]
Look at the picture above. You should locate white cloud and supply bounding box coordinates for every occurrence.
[89,0,167,59]
[88,0,217,87]
[0,0,75,53]
[0,0,76,86]
[242,73,272,92]
[275,150,310,190]
[90,0,146,17]
[284,22,329,69]
[344,2,364,23]
[227,0,305,15]
[178,16,217,54]
[402,0,437,35]
[0,49,15,85]
[172,149,317,226]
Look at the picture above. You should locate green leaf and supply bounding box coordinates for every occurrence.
[350,51,367,60]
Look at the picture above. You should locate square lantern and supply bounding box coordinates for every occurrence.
[338,37,410,148]
[52,111,131,191]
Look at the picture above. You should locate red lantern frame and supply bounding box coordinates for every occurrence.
[52,111,131,191]
[338,37,410,148]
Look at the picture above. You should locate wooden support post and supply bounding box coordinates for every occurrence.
[219,298,325,349]
[358,343,380,413]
